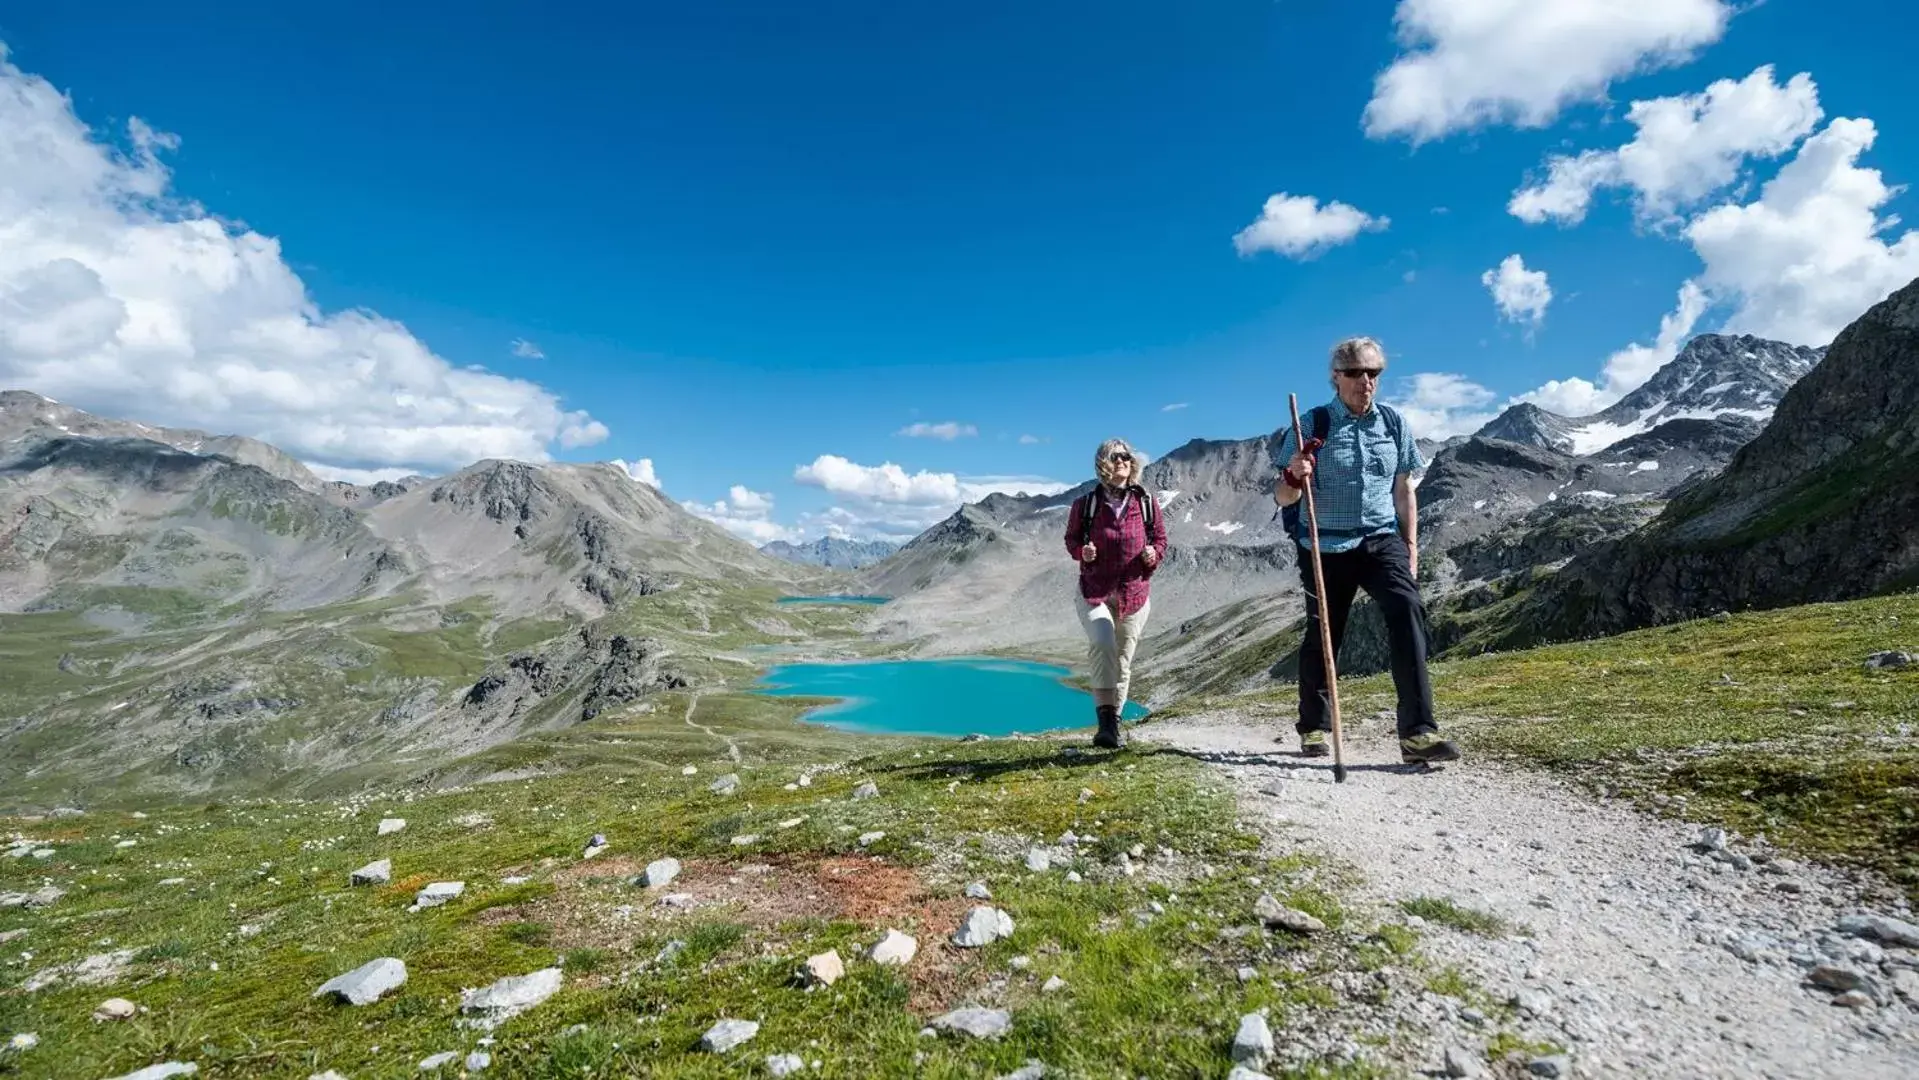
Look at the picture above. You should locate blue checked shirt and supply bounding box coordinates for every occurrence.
[1274,398,1424,553]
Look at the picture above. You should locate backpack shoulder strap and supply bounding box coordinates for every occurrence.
[1311,405,1331,444]
[1076,491,1097,546]
[1133,485,1157,533]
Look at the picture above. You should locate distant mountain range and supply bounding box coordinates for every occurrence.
[760,536,900,569]
[1470,334,1824,456]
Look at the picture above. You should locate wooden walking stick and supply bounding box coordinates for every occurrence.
[1288,393,1347,783]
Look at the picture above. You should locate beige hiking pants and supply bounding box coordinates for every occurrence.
[1076,596,1152,710]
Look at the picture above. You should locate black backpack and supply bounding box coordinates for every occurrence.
[1077,484,1157,547]
[1277,404,1406,541]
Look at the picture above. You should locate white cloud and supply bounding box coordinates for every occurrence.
[610,458,659,488]
[788,454,1070,539]
[1161,402,1188,412]
[0,46,605,476]
[726,484,772,514]
[681,484,794,545]
[794,454,965,504]
[896,421,978,440]
[1684,117,1919,346]
[305,463,418,486]
[1516,280,1707,415]
[1364,0,1734,143]
[510,338,545,360]
[1233,193,1388,259]
[1481,254,1553,327]
[1385,372,1501,439]
[1509,65,1823,226]
[1017,433,1044,445]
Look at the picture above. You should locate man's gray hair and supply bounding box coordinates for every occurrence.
[1329,336,1387,371]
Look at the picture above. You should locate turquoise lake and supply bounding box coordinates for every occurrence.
[775,595,890,606]
[752,657,1149,737]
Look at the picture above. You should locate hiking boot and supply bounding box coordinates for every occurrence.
[1400,732,1460,764]
[1093,705,1124,750]
[1299,730,1331,758]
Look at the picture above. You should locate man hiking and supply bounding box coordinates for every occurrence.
[1272,336,1460,765]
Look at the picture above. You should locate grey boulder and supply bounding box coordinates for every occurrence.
[313,957,407,1006]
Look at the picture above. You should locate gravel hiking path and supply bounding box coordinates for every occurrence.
[1137,707,1919,1079]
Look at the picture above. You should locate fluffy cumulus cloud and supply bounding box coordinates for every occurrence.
[1364,0,1734,143]
[610,458,660,488]
[895,421,977,440]
[791,454,1071,538]
[1684,118,1919,346]
[1509,66,1824,226]
[681,484,794,545]
[0,46,605,475]
[1481,254,1553,327]
[1385,372,1501,440]
[1517,281,1708,415]
[1233,193,1388,260]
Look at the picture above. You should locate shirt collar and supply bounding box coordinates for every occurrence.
[1329,395,1375,421]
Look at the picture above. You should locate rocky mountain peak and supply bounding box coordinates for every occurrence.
[1594,333,1824,429]
[759,536,901,570]
[0,389,327,492]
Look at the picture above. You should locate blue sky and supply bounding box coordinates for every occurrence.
[1,1,1913,541]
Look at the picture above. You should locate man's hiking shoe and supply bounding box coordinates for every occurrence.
[1400,732,1460,764]
[1299,731,1331,758]
[1093,706,1125,750]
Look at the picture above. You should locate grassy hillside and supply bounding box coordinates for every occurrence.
[0,694,1513,1079]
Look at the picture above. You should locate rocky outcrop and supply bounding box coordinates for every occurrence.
[1501,276,1919,644]
[461,626,688,727]
[1449,499,1663,583]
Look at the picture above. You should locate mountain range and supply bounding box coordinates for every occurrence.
[6,283,1914,802]
[760,536,901,569]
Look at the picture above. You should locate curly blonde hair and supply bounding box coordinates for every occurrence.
[1093,438,1141,486]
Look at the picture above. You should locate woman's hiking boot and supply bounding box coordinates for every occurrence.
[1298,730,1331,757]
[1093,705,1124,749]
[1400,731,1461,764]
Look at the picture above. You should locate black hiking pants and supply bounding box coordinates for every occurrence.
[1295,533,1437,740]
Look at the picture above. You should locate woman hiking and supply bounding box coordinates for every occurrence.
[1063,437,1169,749]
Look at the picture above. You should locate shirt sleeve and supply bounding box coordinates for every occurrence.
[1273,426,1299,473]
[1396,412,1424,475]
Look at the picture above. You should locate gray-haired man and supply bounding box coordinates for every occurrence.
[1272,337,1460,765]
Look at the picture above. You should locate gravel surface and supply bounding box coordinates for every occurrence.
[1139,708,1919,1079]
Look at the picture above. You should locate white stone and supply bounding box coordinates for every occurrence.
[1232,1012,1274,1066]
[858,831,885,847]
[709,773,741,795]
[766,1054,806,1077]
[1227,1068,1272,1080]
[1041,975,1066,993]
[965,881,992,900]
[377,818,406,836]
[418,1052,457,1071]
[313,958,407,1006]
[460,967,564,1030]
[641,858,681,888]
[1253,894,1324,933]
[869,929,918,966]
[93,997,139,1022]
[350,859,391,886]
[465,1051,491,1071]
[409,882,464,911]
[1024,847,1051,872]
[104,1065,198,1080]
[852,781,879,800]
[802,949,844,987]
[700,1018,760,1053]
[929,1007,1012,1039]
[953,906,1015,948]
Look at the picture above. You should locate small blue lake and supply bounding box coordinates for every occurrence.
[776,595,890,606]
[752,658,1149,738]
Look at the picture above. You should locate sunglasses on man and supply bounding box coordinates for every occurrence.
[1337,368,1382,381]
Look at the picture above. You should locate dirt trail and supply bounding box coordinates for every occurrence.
[682,691,741,763]
[1137,707,1919,1079]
